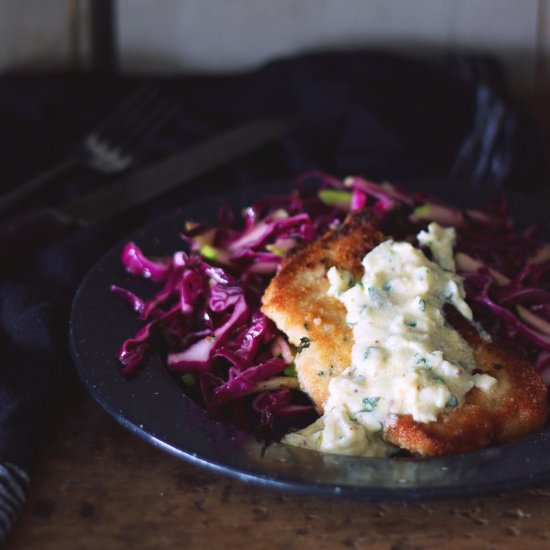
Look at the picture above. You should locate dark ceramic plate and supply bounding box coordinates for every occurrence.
[70,179,550,501]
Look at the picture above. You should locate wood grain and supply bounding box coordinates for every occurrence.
[5,383,550,550]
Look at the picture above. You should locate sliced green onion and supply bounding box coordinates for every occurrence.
[516,305,550,336]
[318,189,352,210]
[181,373,196,386]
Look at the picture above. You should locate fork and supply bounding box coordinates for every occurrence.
[0,85,180,216]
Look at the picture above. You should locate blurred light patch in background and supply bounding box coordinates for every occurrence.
[0,0,549,90]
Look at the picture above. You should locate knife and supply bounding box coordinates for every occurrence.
[0,117,289,256]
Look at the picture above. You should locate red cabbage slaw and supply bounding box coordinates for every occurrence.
[112,173,550,433]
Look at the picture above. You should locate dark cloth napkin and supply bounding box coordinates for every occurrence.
[0,50,546,540]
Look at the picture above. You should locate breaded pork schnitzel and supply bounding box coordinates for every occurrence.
[261,211,548,457]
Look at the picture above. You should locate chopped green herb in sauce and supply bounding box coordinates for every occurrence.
[360,396,380,413]
[368,286,382,305]
[446,395,458,408]
[296,337,311,354]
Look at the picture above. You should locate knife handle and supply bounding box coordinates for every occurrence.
[0,208,79,257]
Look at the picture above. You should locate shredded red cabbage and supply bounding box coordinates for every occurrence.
[113,173,550,434]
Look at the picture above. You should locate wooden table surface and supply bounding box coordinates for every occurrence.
[5,89,550,550]
[5,381,550,550]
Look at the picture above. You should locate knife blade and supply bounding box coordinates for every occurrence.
[0,117,289,256]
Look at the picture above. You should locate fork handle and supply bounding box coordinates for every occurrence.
[0,157,79,216]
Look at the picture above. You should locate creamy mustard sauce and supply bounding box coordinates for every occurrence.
[283,223,496,457]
